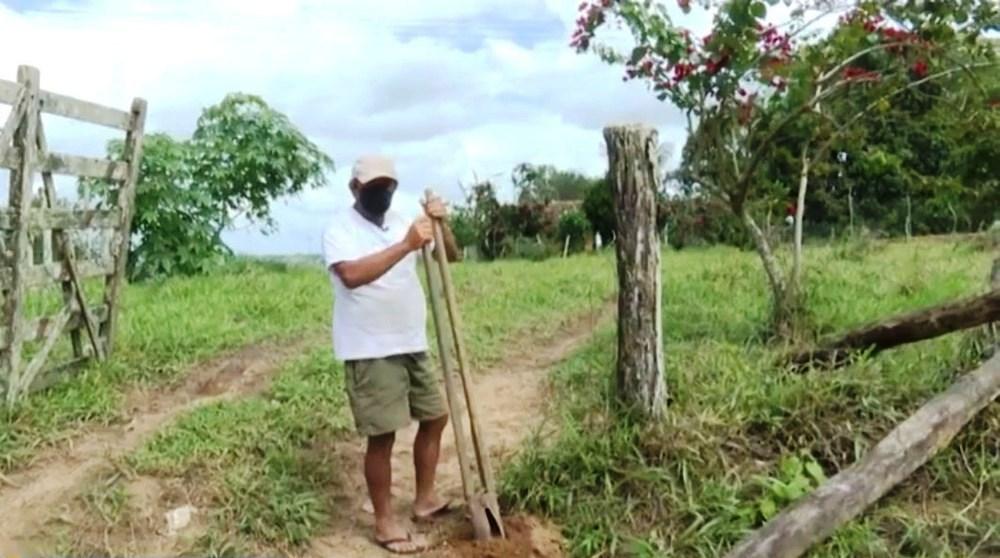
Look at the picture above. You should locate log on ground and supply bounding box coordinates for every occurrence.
[787,289,1000,370]
[725,352,1000,558]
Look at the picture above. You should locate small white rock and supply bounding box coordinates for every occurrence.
[165,505,198,535]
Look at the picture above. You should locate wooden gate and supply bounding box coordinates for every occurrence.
[0,65,146,405]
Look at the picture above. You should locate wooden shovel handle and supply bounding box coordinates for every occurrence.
[421,240,477,503]
[424,188,498,493]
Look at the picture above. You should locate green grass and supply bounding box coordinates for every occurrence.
[503,238,999,557]
[0,254,615,474]
[55,253,617,554]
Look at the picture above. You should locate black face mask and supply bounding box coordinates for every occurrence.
[358,184,394,215]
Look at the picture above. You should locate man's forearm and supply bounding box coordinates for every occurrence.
[332,241,414,289]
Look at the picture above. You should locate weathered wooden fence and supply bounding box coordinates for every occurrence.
[0,65,146,405]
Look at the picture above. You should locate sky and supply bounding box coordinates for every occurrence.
[0,0,765,255]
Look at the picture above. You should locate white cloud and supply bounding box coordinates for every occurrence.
[0,0,704,255]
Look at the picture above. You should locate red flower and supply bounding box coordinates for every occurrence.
[677,0,690,11]
[912,59,928,78]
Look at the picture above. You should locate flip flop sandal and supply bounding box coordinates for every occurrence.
[412,499,456,523]
[375,533,430,555]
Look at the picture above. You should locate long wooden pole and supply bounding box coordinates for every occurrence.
[428,207,497,493]
[726,353,1000,558]
[421,243,476,503]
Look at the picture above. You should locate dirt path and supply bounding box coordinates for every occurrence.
[305,306,610,558]
[0,335,319,547]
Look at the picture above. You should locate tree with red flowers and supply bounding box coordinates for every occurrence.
[573,0,999,337]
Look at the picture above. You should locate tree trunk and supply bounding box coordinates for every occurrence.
[905,194,912,241]
[792,145,809,294]
[848,185,855,237]
[604,124,666,419]
[742,208,793,336]
[726,353,1000,558]
[988,258,1000,353]
[788,289,1000,369]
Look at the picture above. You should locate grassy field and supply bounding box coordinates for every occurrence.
[15,254,614,555]
[6,235,998,557]
[504,237,999,557]
[0,256,615,475]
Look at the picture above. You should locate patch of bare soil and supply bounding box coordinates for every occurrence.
[437,515,566,558]
[305,305,612,558]
[0,335,318,548]
[52,473,214,558]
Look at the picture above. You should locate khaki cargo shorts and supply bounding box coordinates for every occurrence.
[344,352,448,437]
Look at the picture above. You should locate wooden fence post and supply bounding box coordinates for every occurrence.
[603,124,666,419]
[101,98,146,355]
[3,66,39,405]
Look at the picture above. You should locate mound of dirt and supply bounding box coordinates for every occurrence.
[437,515,566,558]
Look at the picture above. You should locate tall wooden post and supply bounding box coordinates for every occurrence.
[3,66,39,405]
[100,98,146,355]
[603,124,665,419]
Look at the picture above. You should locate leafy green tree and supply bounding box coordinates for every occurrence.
[574,0,998,337]
[189,94,333,232]
[512,163,599,203]
[82,94,333,280]
[557,210,592,252]
[582,176,615,242]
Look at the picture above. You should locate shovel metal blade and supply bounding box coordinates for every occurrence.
[469,492,505,540]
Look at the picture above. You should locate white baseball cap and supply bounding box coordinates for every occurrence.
[351,154,397,185]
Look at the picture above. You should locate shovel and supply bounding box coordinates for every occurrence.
[421,189,505,541]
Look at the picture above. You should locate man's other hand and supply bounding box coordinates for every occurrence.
[422,194,448,220]
[405,215,434,251]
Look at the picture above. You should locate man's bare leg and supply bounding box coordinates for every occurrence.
[367,432,426,552]
[413,414,449,518]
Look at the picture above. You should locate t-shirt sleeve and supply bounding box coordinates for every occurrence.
[322,224,364,269]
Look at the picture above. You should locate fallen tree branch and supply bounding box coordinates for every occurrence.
[787,289,1000,370]
[725,353,1000,558]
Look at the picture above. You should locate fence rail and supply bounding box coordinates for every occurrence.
[0,77,133,130]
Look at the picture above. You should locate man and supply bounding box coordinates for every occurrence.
[322,154,459,554]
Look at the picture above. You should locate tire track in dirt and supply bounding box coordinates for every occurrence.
[306,302,613,558]
[0,334,320,546]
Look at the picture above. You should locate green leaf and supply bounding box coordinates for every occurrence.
[786,477,811,500]
[780,456,803,479]
[805,461,827,484]
[759,498,778,519]
[750,2,767,18]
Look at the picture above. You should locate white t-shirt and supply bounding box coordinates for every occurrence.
[322,195,429,361]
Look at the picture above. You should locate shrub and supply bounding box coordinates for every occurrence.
[502,236,559,261]
[557,210,592,253]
